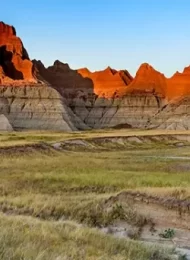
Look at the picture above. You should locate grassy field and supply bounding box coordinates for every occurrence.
[1,128,190,146]
[0,130,190,259]
[0,214,172,260]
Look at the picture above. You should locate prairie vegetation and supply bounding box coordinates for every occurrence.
[0,130,189,259]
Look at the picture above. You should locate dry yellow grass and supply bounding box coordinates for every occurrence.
[0,213,172,260]
[0,130,189,259]
[0,128,190,147]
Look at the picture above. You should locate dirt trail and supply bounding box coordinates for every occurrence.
[103,191,190,259]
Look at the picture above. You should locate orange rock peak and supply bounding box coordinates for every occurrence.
[0,21,16,36]
[0,21,35,83]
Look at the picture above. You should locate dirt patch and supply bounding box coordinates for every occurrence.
[0,134,190,154]
[103,191,190,259]
[60,139,97,151]
[113,123,132,129]
[106,191,190,214]
[0,143,53,156]
[167,163,190,173]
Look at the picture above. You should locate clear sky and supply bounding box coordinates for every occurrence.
[1,0,190,76]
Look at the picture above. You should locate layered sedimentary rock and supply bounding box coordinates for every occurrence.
[70,91,168,129]
[33,60,94,98]
[65,64,166,129]
[84,94,164,129]
[0,85,79,131]
[33,60,137,129]
[70,64,190,130]
[149,96,190,130]
[33,60,133,98]
[34,58,190,130]
[3,21,190,131]
[0,22,88,131]
[0,114,13,131]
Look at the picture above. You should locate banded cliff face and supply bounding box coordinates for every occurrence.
[33,60,133,98]
[2,21,190,131]
[33,58,190,130]
[0,85,78,131]
[0,22,87,131]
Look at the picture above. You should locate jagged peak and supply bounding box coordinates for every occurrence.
[0,21,16,36]
[78,67,91,73]
[136,63,165,78]
[102,66,115,74]
[171,66,190,78]
[52,60,71,71]
[138,63,155,71]
[33,59,45,66]
[32,60,46,71]
[119,70,134,80]
[172,71,180,77]
[53,60,67,66]
[0,21,34,81]
[183,65,190,74]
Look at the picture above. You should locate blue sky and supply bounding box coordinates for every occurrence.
[1,0,190,76]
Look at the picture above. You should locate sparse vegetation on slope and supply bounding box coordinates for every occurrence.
[0,214,173,260]
[0,130,189,259]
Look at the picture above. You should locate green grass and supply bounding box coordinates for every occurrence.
[0,214,172,260]
[0,148,189,216]
[0,128,190,147]
[1,149,190,193]
[0,131,189,259]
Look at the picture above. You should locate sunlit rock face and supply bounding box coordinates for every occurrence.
[33,60,94,98]
[166,66,190,100]
[125,63,167,97]
[78,66,133,98]
[34,58,190,130]
[0,22,35,82]
[2,21,190,131]
[0,22,89,131]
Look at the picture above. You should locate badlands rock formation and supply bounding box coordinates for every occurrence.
[33,60,133,99]
[78,66,133,97]
[0,21,87,131]
[166,66,190,100]
[33,60,94,97]
[126,63,166,97]
[33,60,138,129]
[0,85,80,131]
[0,22,34,82]
[34,60,190,130]
[0,114,13,131]
[2,21,190,131]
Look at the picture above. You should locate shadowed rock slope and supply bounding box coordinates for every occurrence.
[2,21,190,131]
[78,66,133,97]
[33,60,133,99]
[34,59,190,130]
[0,22,88,131]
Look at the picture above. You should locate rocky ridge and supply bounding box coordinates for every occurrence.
[0,22,34,83]
[33,59,190,130]
[0,22,87,131]
[2,21,190,131]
